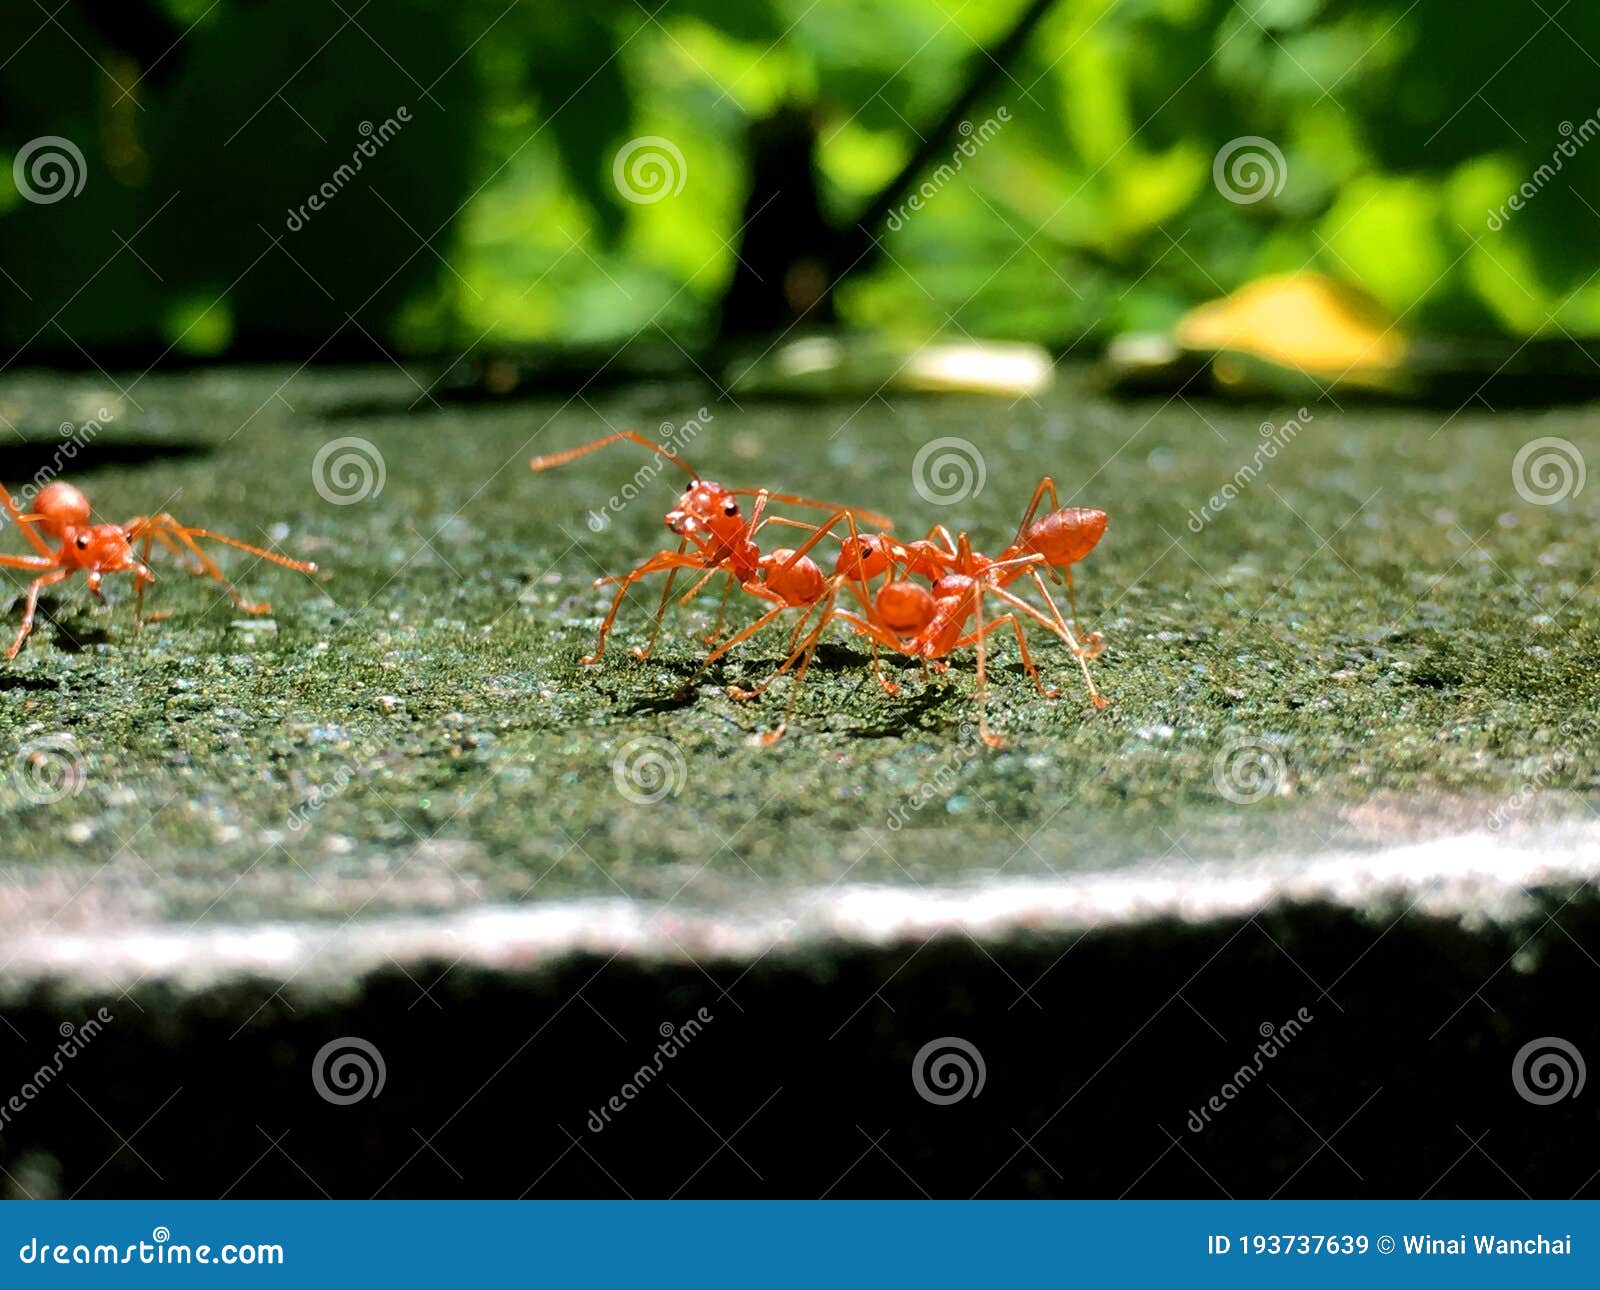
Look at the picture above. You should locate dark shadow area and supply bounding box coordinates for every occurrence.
[0,597,115,655]
[0,440,212,481]
[0,674,58,693]
[5,889,1594,1199]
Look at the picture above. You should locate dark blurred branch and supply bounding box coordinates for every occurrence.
[716,0,1062,340]
[74,0,188,89]
[716,0,1061,339]
[833,0,1061,278]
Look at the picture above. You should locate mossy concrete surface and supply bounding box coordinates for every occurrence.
[0,367,1596,945]
[3,367,1598,1199]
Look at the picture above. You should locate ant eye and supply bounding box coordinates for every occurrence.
[724,502,739,517]
[75,535,90,550]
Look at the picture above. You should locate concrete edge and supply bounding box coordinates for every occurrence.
[3,823,1597,999]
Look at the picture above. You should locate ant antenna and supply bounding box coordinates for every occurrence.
[531,430,699,481]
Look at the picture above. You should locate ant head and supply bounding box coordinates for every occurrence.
[834,533,893,581]
[901,539,949,579]
[931,573,978,609]
[34,482,92,535]
[665,479,743,541]
[875,580,936,635]
[66,524,145,575]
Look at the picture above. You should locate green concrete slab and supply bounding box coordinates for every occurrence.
[3,367,1598,1198]
[0,366,1596,952]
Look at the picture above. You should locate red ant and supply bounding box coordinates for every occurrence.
[893,479,1107,656]
[529,430,891,665]
[667,511,899,744]
[0,480,318,659]
[725,539,1058,747]
[698,483,1110,746]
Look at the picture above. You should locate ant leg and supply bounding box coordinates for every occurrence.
[7,569,70,660]
[127,516,315,616]
[1058,568,1103,658]
[585,551,712,664]
[758,608,833,746]
[146,521,267,613]
[987,608,1055,698]
[991,582,1106,709]
[0,485,54,558]
[633,540,688,660]
[928,524,960,561]
[785,608,811,654]
[133,527,168,626]
[987,584,1078,696]
[1009,477,1062,549]
[771,508,858,574]
[972,583,1002,748]
[677,594,792,699]
[134,516,317,576]
[705,574,735,646]
[1026,563,1099,656]
[728,489,894,532]
[1001,614,1052,697]
[676,568,721,606]
[729,605,820,702]
[868,641,899,696]
[1024,569,1105,660]
[633,566,681,660]
[953,612,1057,702]
[828,606,926,671]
